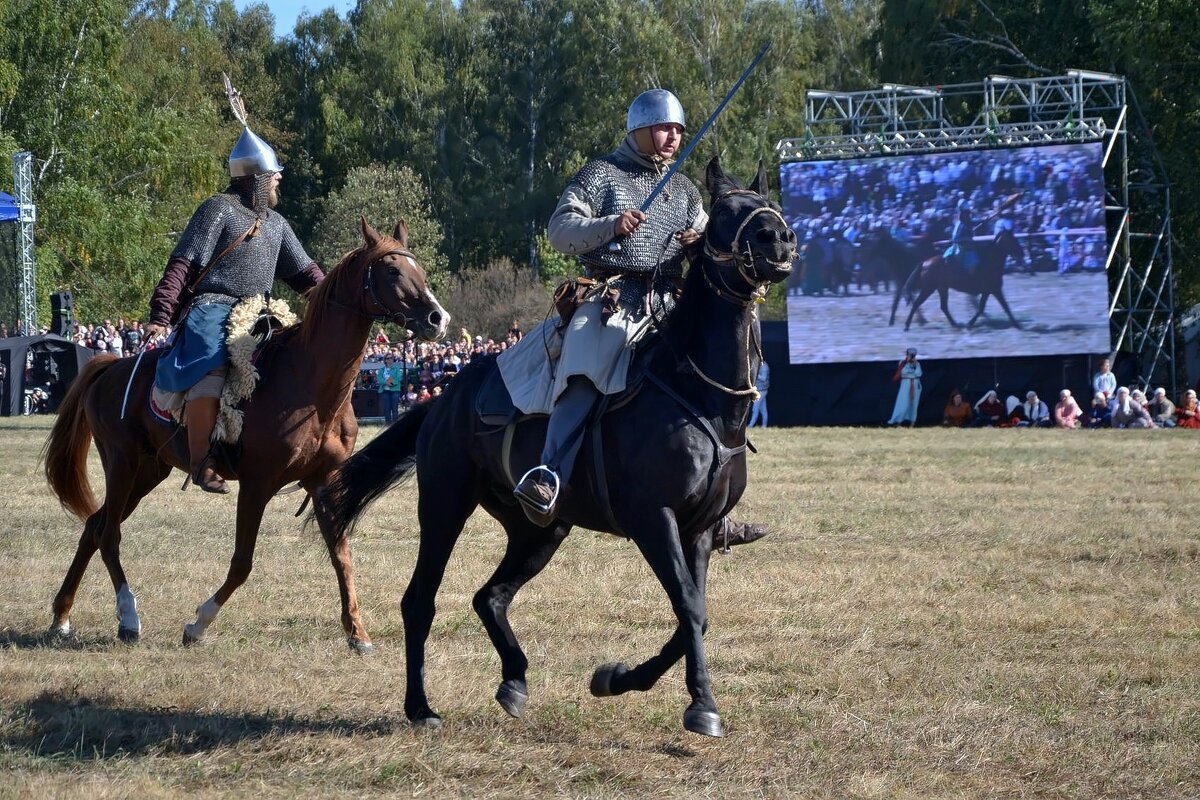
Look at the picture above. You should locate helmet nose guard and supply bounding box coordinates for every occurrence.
[229,127,283,178]
[626,89,686,133]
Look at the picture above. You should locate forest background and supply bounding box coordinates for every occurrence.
[0,0,1195,337]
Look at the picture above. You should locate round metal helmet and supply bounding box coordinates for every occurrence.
[228,126,283,178]
[626,89,686,133]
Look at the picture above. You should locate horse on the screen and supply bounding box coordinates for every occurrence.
[889,229,1027,331]
[855,228,924,294]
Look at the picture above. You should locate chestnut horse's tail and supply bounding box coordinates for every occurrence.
[321,401,433,540]
[42,354,120,519]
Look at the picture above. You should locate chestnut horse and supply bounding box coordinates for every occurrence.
[320,158,796,736]
[42,219,448,652]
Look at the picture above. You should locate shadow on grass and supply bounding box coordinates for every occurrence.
[3,690,402,759]
[0,629,116,651]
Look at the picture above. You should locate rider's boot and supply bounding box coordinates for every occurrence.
[184,396,229,494]
[513,377,598,526]
[714,519,771,550]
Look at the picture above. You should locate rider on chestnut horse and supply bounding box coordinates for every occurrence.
[146,81,324,494]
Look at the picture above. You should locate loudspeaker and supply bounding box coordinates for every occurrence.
[50,291,73,337]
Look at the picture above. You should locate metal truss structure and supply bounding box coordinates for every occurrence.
[777,71,1177,393]
[13,152,37,335]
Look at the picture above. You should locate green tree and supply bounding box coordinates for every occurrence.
[310,163,448,288]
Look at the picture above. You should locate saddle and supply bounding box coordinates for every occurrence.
[475,336,659,494]
[475,345,652,428]
[152,294,296,445]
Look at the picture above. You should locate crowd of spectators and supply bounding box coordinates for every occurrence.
[357,322,523,422]
[941,357,1199,430]
[783,144,1108,277]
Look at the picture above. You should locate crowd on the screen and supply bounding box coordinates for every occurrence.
[784,145,1108,274]
[941,359,1200,430]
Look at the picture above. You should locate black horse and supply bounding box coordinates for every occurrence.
[320,157,796,738]
[889,229,1027,331]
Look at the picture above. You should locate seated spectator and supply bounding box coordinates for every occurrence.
[1084,392,1111,428]
[1111,386,1155,428]
[23,387,49,415]
[1022,390,1052,427]
[402,383,418,408]
[943,389,972,427]
[1053,389,1082,428]
[1175,389,1200,429]
[971,390,1005,427]
[416,386,432,404]
[1146,387,1176,428]
[1005,394,1026,427]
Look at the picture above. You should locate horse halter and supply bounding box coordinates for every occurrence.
[334,247,422,328]
[702,189,795,304]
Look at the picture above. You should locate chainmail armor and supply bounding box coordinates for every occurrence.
[171,194,312,305]
[571,152,702,277]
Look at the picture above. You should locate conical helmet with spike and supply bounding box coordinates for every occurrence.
[223,72,283,177]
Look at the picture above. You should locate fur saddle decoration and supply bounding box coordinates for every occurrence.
[213,294,296,443]
[156,295,296,444]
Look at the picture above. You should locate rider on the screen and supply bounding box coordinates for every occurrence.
[944,198,980,272]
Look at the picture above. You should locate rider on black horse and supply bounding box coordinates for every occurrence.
[508,89,770,547]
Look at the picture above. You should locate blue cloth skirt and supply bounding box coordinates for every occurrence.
[155,303,232,392]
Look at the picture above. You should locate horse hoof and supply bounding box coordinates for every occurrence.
[410,713,443,731]
[348,637,376,656]
[683,708,725,738]
[495,680,529,719]
[182,625,202,647]
[590,662,629,697]
[117,626,140,644]
[47,621,72,639]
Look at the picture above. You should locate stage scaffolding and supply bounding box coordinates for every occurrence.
[776,70,1177,394]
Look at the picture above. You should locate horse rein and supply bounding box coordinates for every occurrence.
[702,188,795,300]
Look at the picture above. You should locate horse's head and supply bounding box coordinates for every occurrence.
[701,157,796,300]
[994,227,1027,266]
[346,218,449,342]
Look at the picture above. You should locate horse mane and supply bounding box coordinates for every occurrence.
[662,260,708,352]
[300,237,404,346]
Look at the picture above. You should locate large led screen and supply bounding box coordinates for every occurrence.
[781,142,1111,364]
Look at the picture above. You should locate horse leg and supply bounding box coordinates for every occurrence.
[968,293,991,327]
[51,456,172,639]
[309,481,375,655]
[49,513,103,637]
[591,525,715,698]
[473,498,570,720]
[905,287,934,331]
[605,510,722,737]
[182,486,270,646]
[994,290,1023,329]
[938,287,961,328]
[401,477,477,728]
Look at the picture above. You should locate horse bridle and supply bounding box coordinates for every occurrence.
[331,247,421,327]
[701,189,794,305]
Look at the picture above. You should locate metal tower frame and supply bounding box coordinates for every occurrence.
[776,70,1176,393]
[13,152,37,336]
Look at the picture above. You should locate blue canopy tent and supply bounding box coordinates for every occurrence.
[0,192,16,222]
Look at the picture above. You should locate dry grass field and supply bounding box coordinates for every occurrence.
[1,416,1197,798]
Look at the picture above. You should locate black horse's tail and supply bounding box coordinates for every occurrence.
[321,401,433,540]
[889,266,919,325]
